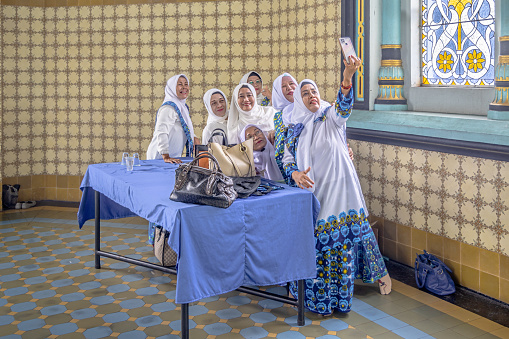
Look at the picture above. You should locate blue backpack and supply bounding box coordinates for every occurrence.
[415,250,456,295]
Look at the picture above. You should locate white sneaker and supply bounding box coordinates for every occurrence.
[21,201,36,209]
[15,202,22,209]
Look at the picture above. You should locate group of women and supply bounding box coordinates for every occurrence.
[146,55,392,316]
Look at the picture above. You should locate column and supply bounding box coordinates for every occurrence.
[488,1,509,120]
[374,0,407,111]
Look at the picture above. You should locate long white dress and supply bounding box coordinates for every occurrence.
[284,79,387,315]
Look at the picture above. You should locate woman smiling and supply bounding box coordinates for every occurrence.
[202,89,229,144]
[227,83,277,145]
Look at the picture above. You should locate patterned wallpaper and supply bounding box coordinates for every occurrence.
[0,0,342,178]
[349,140,509,256]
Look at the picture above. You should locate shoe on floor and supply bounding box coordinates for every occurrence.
[378,273,392,295]
[15,202,22,209]
[21,201,36,209]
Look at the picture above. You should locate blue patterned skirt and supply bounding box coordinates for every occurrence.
[290,208,387,314]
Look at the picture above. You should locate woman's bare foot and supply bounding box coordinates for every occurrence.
[378,273,392,295]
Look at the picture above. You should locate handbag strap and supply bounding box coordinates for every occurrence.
[415,255,428,289]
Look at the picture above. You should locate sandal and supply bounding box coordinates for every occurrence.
[378,273,392,295]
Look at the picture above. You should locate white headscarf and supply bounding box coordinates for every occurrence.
[227,83,275,144]
[203,89,228,124]
[271,73,298,126]
[290,79,331,192]
[240,71,265,105]
[163,74,195,138]
[240,124,283,181]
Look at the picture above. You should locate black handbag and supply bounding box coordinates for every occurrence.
[170,153,238,208]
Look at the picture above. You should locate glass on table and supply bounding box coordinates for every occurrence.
[121,152,129,165]
[125,157,134,171]
[133,153,141,166]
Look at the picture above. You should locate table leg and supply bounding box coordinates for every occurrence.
[94,190,101,269]
[297,279,305,326]
[181,303,189,339]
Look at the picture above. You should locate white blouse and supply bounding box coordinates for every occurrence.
[146,105,187,159]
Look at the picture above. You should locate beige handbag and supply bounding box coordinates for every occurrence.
[154,226,177,266]
[208,139,256,177]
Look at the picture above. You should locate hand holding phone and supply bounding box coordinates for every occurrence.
[339,37,357,64]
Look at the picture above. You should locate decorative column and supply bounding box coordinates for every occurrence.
[374,0,407,111]
[488,1,509,120]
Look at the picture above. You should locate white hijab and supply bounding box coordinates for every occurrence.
[240,71,265,105]
[227,83,275,144]
[203,89,228,124]
[290,79,331,193]
[272,73,297,126]
[163,74,195,138]
[240,124,283,181]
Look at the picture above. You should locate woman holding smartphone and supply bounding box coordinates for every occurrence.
[284,55,391,316]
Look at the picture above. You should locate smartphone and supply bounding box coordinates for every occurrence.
[339,37,357,64]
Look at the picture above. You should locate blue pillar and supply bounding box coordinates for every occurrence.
[374,0,407,111]
[488,2,509,120]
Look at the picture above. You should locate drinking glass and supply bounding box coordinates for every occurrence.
[133,153,141,166]
[121,152,129,165]
[125,157,134,172]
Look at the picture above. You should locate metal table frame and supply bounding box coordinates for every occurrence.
[93,191,306,339]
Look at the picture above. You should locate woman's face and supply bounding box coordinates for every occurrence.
[247,75,262,96]
[210,93,226,117]
[176,76,189,100]
[237,87,255,112]
[301,84,320,113]
[245,126,267,151]
[281,76,297,102]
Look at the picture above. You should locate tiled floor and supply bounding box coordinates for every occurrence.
[0,206,508,339]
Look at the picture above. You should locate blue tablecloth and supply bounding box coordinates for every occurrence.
[78,160,319,304]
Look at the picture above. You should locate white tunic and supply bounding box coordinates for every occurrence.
[146,105,187,159]
[202,121,228,144]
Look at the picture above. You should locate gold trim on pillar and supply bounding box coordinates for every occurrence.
[381,60,403,67]
[381,44,402,49]
[499,55,509,63]
[499,36,509,42]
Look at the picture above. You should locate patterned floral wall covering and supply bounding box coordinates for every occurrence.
[349,139,509,257]
[0,0,342,178]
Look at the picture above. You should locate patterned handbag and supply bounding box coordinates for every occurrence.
[153,226,177,267]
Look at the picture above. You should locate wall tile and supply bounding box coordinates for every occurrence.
[383,239,397,261]
[479,272,499,300]
[500,278,509,304]
[479,248,499,276]
[56,188,68,201]
[460,265,479,291]
[443,237,461,263]
[500,254,509,281]
[443,258,460,284]
[46,187,56,200]
[384,220,397,242]
[32,175,46,188]
[397,224,411,245]
[396,243,412,267]
[427,232,444,258]
[46,175,57,188]
[56,175,68,189]
[461,242,480,269]
[412,228,427,251]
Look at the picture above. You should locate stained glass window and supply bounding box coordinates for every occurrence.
[422,0,495,86]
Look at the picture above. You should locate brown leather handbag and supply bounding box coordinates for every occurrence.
[208,139,255,177]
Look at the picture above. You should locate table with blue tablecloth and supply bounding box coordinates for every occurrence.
[77,159,319,307]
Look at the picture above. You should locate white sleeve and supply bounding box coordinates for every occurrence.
[154,106,177,155]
